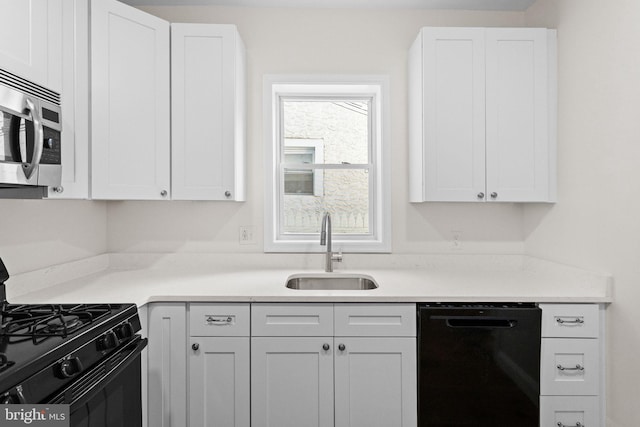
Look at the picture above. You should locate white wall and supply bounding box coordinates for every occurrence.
[108,5,526,254]
[524,1,640,426]
[0,200,107,274]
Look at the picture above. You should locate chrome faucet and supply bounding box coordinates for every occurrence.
[320,212,343,272]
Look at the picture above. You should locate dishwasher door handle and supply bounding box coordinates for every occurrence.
[440,317,518,329]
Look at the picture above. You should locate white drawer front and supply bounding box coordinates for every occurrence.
[252,303,334,336]
[541,338,599,396]
[540,395,600,427]
[540,304,600,338]
[189,303,250,337]
[334,304,416,337]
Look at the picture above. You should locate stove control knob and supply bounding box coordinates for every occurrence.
[114,322,135,340]
[57,357,83,379]
[97,331,120,351]
[0,387,26,404]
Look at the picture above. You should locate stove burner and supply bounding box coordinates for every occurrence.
[45,315,83,334]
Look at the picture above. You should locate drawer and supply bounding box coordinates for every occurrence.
[189,303,250,337]
[334,304,416,337]
[540,304,600,338]
[541,338,599,396]
[252,303,333,336]
[540,396,600,427]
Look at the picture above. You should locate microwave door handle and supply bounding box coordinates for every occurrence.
[21,98,44,180]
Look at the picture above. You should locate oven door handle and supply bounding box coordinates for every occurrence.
[49,335,148,409]
[21,98,44,180]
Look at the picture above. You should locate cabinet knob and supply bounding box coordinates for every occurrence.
[192,343,200,351]
[490,192,498,199]
[161,190,168,197]
[322,343,330,351]
[477,192,485,199]
[52,186,64,193]
[224,191,232,198]
[338,343,346,351]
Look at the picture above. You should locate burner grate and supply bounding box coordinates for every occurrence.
[0,303,113,344]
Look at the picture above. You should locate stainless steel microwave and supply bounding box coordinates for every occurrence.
[0,68,62,198]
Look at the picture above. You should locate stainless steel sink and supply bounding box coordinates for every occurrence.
[285,274,379,290]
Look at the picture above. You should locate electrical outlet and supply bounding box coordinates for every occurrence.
[239,226,255,245]
[451,230,462,250]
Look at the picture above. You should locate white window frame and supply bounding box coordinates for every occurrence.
[264,75,391,253]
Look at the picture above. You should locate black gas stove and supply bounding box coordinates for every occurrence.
[0,257,147,426]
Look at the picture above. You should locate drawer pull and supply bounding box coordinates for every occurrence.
[556,317,585,325]
[557,364,584,371]
[557,423,583,427]
[206,316,233,325]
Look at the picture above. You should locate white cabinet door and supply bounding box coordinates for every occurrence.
[48,0,89,199]
[147,304,187,427]
[334,337,417,427]
[251,337,334,427]
[189,337,250,427]
[411,27,486,202]
[486,28,553,202]
[171,24,246,201]
[0,0,49,88]
[90,0,170,200]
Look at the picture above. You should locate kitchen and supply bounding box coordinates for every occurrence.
[0,0,636,426]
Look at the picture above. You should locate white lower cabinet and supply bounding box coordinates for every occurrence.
[539,304,604,426]
[251,337,335,427]
[147,303,188,427]
[251,303,417,427]
[189,337,250,427]
[334,337,417,427]
[189,303,250,427]
[540,396,600,427]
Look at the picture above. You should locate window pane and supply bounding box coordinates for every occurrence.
[282,100,369,165]
[282,169,370,235]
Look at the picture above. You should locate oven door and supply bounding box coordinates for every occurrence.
[48,336,148,427]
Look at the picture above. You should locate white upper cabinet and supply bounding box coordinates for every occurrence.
[409,27,557,203]
[0,0,62,92]
[171,24,246,201]
[48,0,90,199]
[90,0,171,200]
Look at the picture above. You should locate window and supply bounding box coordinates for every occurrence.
[264,76,390,253]
[283,139,324,197]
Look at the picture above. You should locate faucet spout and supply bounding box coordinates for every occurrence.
[320,213,342,272]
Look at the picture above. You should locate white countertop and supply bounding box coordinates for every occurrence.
[5,253,613,306]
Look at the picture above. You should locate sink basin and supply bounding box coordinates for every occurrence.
[285,274,379,290]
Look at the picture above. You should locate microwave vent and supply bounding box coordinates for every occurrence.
[0,68,61,106]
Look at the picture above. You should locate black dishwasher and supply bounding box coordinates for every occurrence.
[417,303,541,426]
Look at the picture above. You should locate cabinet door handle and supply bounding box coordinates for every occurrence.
[338,343,346,351]
[557,423,583,427]
[556,317,585,325]
[322,343,330,351]
[557,364,584,371]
